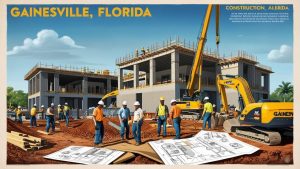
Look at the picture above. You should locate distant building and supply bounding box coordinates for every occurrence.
[220,54,273,109]
[24,64,118,112]
[116,38,273,112]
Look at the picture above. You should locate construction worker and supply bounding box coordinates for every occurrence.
[118,101,131,140]
[30,104,38,127]
[132,101,144,145]
[202,96,213,130]
[156,97,169,137]
[46,103,56,133]
[64,102,70,127]
[15,106,23,124]
[93,100,105,146]
[58,104,64,121]
[40,105,45,119]
[169,99,181,139]
[228,105,235,119]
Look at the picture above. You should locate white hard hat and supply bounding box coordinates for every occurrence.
[18,106,21,108]
[98,100,104,105]
[213,104,216,108]
[33,104,37,107]
[122,101,127,105]
[134,101,140,106]
[41,105,44,108]
[65,102,68,105]
[51,103,54,106]
[58,104,61,107]
[204,96,209,100]
[170,99,177,104]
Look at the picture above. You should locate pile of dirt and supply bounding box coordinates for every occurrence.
[60,118,121,143]
[7,118,40,137]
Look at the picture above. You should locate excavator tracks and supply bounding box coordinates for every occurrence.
[235,126,281,146]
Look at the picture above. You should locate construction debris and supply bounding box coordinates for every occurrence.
[7,131,47,151]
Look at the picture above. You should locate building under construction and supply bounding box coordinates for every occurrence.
[24,64,118,112]
[116,38,273,111]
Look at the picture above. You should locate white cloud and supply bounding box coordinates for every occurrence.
[8,29,85,56]
[267,44,293,63]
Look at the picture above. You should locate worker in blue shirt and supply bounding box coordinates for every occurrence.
[118,101,131,140]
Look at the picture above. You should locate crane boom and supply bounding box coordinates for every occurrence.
[186,5,220,97]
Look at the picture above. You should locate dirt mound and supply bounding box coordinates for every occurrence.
[60,118,121,143]
[7,118,40,137]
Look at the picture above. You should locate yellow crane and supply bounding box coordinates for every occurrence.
[176,4,220,116]
[217,74,293,145]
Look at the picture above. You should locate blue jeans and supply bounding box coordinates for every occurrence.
[95,121,104,144]
[120,119,129,139]
[157,116,167,136]
[30,116,37,127]
[132,120,143,143]
[59,112,64,120]
[202,112,212,129]
[65,113,69,127]
[18,115,23,124]
[45,115,55,132]
[173,117,181,139]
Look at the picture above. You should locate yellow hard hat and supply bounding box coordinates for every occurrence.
[160,97,165,101]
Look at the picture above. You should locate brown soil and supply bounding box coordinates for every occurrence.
[6,118,293,165]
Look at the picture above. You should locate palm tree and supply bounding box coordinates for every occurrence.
[278,81,293,102]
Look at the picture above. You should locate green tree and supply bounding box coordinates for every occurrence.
[7,86,28,108]
[270,81,293,102]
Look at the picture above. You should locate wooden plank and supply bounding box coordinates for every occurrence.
[113,152,135,164]
[37,130,50,135]
[105,142,163,164]
[7,136,30,149]
[8,131,46,145]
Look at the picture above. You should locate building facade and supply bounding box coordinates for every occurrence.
[116,39,221,112]
[25,64,118,112]
[116,39,273,112]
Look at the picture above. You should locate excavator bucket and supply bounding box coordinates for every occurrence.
[223,118,240,133]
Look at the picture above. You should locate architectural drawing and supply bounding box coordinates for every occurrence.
[44,146,124,165]
[149,130,259,165]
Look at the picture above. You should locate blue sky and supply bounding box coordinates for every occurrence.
[7,4,293,92]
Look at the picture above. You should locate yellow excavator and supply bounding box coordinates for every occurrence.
[177,4,220,116]
[101,90,119,101]
[217,74,293,145]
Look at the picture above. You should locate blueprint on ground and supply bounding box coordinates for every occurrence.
[44,146,124,164]
[149,130,259,165]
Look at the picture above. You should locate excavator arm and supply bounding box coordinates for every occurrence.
[216,74,255,112]
[101,90,119,101]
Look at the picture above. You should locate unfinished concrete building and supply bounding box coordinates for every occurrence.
[116,38,273,112]
[25,64,118,113]
[220,53,273,109]
[116,38,221,112]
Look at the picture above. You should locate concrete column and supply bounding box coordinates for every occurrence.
[149,59,156,86]
[106,79,112,105]
[54,95,60,106]
[134,64,139,88]
[171,51,179,83]
[31,78,34,94]
[118,68,123,90]
[238,61,244,76]
[82,77,88,94]
[40,72,48,93]
[82,96,88,113]
[54,73,60,92]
